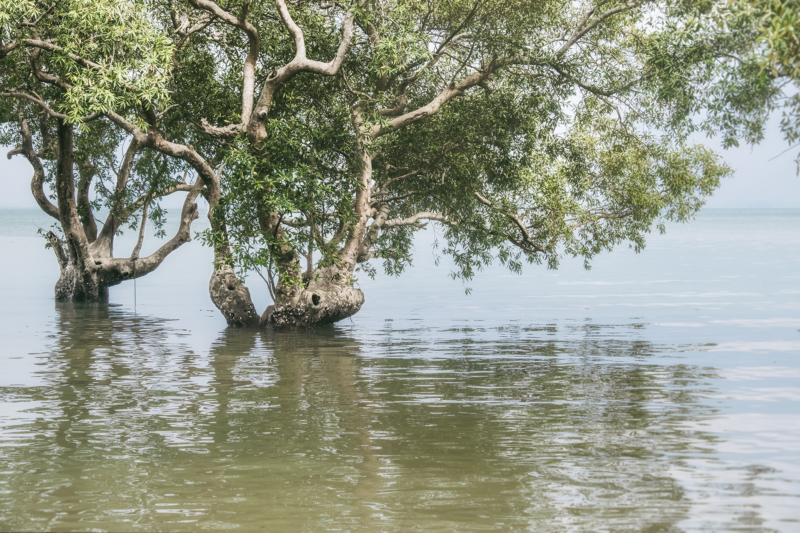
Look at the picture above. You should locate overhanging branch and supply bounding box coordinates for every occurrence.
[382,212,451,227]
[474,192,546,253]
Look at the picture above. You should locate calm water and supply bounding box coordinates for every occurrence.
[0,208,799,532]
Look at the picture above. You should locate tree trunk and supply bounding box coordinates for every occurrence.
[42,134,204,303]
[260,264,364,329]
[47,229,135,301]
[50,120,105,301]
[209,266,260,327]
[54,263,110,301]
[47,231,119,301]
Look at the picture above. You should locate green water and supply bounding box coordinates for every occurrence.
[0,306,715,531]
[1,209,799,531]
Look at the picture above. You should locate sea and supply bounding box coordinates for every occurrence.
[0,208,798,532]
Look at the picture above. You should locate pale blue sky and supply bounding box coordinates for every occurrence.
[701,117,800,208]
[1,117,798,209]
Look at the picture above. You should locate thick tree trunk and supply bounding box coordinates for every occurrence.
[209,266,260,327]
[49,231,104,301]
[257,141,372,330]
[41,125,204,303]
[54,263,110,301]
[47,230,117,301]
[50,120,103,301]
[260,265,364,329]
[47,229,136,301]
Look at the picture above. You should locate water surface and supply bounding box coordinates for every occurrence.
[1,209,799,531]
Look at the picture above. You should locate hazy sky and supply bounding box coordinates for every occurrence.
[1,117,798,209]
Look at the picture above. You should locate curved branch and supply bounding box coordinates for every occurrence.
[95,137,139,247]
[187,0,259,125]
[190,0,354,140]
[21,38,163,110]
[105,111,219,193]
[103,181,204,279]
[45,230,69,270]
[0,91,99,122]
[9,118,60,221]
[121,182,198,220]
[373,169,425,194]
[275,0,307,59]
[0,40,20,58]
[558,2,643,55]
[474,192,546,253]
[199,119,243,138]
[134,182,203,273]
[398,33,470,89]
[370,66,494,138]
[131,199,149,259]
[244,4,355,146]
[174,13,217,67]
[367,1,642,138]
[275,0,355,75]
[22,38,105,71]
[29,47,70,91]
[378,93,408,117]
[382,211,451,227]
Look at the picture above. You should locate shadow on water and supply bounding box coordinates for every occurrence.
[0,302,759,532]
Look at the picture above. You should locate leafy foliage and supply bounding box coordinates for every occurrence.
[187,0,736,287]
[1,0,790,308]
[1,0,173,123]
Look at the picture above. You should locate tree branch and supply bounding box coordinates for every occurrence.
[187,0,259,127]
[0,91,98,121]
[558,2,642,55]
[76,159,98,242]
[0,40,20,59]
[108,180,204,279]
[382,211,451,227]
[373,169,426,194]
[96,137,139,246]
[45,230,68,270]
[9,118,60,221]
[276,0,355,76]
[29,47,70,91]
[121,182,198,220]
[22,38,105,71]
[370,66,494,138]
[474,192,546,253]
[131,199,149,259]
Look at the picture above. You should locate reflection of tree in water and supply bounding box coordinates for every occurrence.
[0,309,758,531]
[0,302,202,531]
[207,328,384,529]
[343,321,718,529]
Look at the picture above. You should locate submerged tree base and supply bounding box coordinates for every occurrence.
[260,266,365,329]
[54,265,109,302]
[209,266,260,328]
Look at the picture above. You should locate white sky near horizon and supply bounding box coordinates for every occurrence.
[0,117,798,209]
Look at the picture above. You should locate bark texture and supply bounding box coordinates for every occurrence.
[209,266,260,327]
[260,265,364,329]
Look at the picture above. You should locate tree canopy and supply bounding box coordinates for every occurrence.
[1,0,794,326]
[1,0,202,300]
[738,0,800,160]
